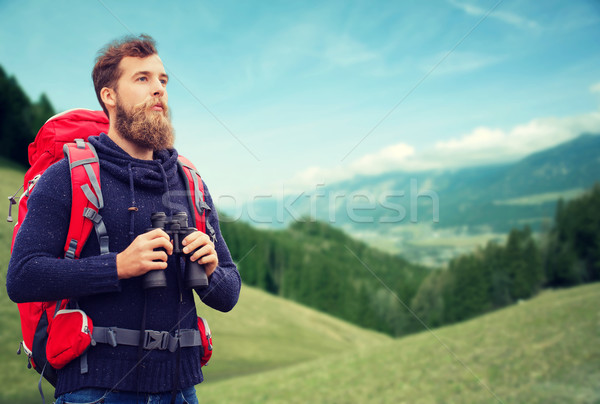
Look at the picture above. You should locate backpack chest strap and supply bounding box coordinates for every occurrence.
[92,326,202,352]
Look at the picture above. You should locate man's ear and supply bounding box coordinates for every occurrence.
[101,87,117,110]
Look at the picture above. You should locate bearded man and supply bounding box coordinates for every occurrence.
[7,34,241,403]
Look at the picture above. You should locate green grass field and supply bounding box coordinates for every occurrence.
[196,285,391,383]
[196,283,600,404]
[492,188,586,206]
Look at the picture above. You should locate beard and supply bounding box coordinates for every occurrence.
[115,96,175,151]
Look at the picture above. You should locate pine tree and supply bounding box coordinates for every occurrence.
[0,66,55,166]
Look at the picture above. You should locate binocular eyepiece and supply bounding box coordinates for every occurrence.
[142,211,209,290]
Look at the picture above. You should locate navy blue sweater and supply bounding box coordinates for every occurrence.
[7,134,241,396]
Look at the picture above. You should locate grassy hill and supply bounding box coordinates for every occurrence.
[196,283,600,404]
[195,285,391,383]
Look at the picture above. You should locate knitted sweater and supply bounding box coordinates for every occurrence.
[7,133,241,396]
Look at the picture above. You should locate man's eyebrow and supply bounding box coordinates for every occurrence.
[132,71,169,80]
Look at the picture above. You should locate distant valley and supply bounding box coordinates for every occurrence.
[237,133,600,266]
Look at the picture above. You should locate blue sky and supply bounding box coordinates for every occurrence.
[1,0,599,205]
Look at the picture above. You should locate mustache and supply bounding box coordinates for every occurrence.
[133,97,169,114]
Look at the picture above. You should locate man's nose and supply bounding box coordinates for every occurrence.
[152,78,165,97]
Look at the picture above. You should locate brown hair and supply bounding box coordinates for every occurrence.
[92,34,158,116]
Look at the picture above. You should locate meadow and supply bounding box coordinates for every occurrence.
[197,283,600,404]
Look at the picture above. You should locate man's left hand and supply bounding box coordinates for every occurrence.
[182,231,218,277]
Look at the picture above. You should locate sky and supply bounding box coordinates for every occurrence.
[1,0,599,210]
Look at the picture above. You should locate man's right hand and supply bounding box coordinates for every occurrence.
[116,229,173,279]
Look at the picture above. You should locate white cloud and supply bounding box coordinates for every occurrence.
[425,51,504,76]
[287,109,600,190]
[288,143,414,190]
[434,111,600,165]
[591,82,600,94]
[448,0,539,30]
[351,143,415,174]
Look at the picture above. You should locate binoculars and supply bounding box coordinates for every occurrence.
[143,211,208,290]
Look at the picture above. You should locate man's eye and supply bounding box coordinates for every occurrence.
[160,79,168,85]
[138,77,147,82]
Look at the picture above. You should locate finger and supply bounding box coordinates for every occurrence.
[190,244,216,263]
[148,235,174,255]
[140,229,172,251]
[200,255,218,277]
[148,250,169,263]
[145,228,170,240]
[146,260,168,271]
[183,236,211,255]
[181,231,203,244]
[198,253,218,267]
[182,231,208,247]
[188,243,209,261]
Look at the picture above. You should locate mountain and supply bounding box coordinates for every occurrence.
[241,134,600,265]
[497,133,600,196]
[435,133,600,229]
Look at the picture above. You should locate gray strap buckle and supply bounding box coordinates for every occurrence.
[107,328,118,348]
[144,330,172,351]
[65,239,78,260]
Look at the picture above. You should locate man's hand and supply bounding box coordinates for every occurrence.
[116,229,173,280]
[182,231,218,277]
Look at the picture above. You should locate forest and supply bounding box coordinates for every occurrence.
[410,184,600,330]
[0,65,55,166]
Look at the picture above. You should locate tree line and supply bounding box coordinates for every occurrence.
[0,64,55,166]
[410,183,600,329]
[220,219,430,336]
[545,184,600,286]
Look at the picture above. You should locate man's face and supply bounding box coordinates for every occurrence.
[113,55,174,151]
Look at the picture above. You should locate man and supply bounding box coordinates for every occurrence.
[7,34,241,403]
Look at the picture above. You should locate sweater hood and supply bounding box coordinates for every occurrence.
[88,133,179,190]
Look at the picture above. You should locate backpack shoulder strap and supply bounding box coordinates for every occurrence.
[177,155,215,240]
[62,139,109,259]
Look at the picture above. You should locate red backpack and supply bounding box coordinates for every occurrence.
[9,109,214,390]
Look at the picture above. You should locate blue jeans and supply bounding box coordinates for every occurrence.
[54,386,198,404]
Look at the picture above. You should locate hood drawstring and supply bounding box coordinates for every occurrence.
[125,160,171,243]
[127,163,138,243]
[157,163,172,217]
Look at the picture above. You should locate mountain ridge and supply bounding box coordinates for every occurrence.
[240,133,600,265]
